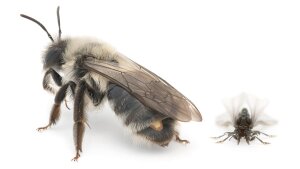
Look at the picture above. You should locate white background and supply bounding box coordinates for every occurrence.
[1,0,299,168]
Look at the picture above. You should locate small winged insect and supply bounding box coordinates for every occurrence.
[20,7,202,161]
[213,93,276,145]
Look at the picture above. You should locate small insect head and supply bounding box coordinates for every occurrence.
[240,108,250,117]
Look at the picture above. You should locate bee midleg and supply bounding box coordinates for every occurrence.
[72,81,87,161]
[37,81,76,131]
[72,80,105,161]
[43,68,62,93]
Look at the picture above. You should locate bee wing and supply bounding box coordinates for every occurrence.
[217,93,246,127]
[246,94,276,127]
[83,55,202,122]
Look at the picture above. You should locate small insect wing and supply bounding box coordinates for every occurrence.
[246,94,277,127]
[216,93,246,127]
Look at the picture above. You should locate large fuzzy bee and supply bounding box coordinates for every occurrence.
[20,7,202,161]
[213,93,276,145]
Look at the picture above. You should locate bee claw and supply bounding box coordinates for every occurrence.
[71,152,81,161]
[37,125,50,132]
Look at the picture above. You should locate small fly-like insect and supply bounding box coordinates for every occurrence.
[213,93,276,145]
[20,7,202,161]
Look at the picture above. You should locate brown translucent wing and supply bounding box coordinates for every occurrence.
[83,55,202,122]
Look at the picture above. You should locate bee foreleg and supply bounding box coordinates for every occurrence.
[37,81,75,131]
[72,81,88,161]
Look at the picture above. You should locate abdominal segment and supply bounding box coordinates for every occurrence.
[107,83,176,145]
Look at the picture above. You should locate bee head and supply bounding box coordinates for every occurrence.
[20,6,66,70]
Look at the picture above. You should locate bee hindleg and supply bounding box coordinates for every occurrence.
[175,133,190,144]
[71,81,104,161]
[37,81,76,131]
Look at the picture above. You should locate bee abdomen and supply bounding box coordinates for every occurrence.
[107,84,162,129]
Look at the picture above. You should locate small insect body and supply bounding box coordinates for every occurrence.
[213,93,276,145]
[20,7,202,161]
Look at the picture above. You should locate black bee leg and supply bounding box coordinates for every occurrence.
[64,81,77,110]
[86,78,105,106]
[72,81,87,161]
[43,68,62,93]
[175,134,190,144]
[252,130,275,137]
[37,81,76,131]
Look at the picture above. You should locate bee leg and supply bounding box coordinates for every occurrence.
[43,68,62,93]
[86,78,105,106]
[175,134,190,144]
[37,81,76,131]
[72,81,88,161]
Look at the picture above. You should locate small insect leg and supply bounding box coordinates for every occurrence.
[212,132,234,139]
[252,136,270,145]
[252,130,275,137]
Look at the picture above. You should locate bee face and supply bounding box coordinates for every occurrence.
[43,40,67,70]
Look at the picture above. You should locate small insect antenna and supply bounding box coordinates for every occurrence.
[20,13,54,42]
[57,6,62,40]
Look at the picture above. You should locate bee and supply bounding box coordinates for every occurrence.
[213,93,276,145]
[20,7,202,161]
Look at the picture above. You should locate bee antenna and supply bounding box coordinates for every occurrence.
[57,6,62,40]
[20,14,54,42]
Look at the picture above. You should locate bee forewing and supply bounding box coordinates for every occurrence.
[83,55,202,122]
